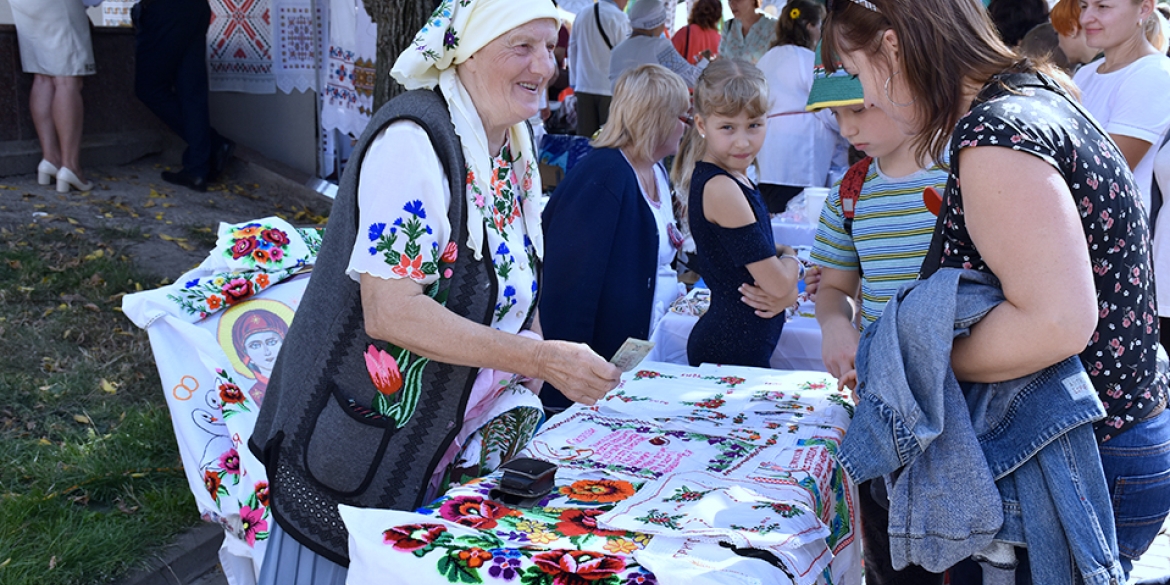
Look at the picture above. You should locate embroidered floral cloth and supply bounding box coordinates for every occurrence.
[338,362,861,585]
[120,218,320,583]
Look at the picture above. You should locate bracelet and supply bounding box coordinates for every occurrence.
[778,254,806,280]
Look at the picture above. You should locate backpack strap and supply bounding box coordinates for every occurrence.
[840,156,872,236]
[595,3,614,50]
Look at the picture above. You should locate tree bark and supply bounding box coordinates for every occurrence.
[361,0,441,110]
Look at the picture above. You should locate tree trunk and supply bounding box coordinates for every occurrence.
[361,0,441,110]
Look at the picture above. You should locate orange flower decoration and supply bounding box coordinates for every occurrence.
[558,479,636,503]
[207,295,222,310]
[255,273,270,288]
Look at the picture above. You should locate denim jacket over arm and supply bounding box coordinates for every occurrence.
[838,268,1123,585]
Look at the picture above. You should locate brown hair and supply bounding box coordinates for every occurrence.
[773,0,827,49]
[1050,0,1081,37]
[822,0,1022,164]
[689,0,723,31]
[593,64,690,162]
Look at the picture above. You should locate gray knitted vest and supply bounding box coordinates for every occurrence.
[249,89,533,565]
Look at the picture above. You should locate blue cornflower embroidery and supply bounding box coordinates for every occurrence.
[368,246,377,255]
[368,222,386,241]
[403,199,427,219]
[504,285,516,298]
[185,278,200,288]
[496,242,510,256]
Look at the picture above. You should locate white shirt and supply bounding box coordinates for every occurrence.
[623,153,682,332]
[1074,54,1170,212]
[609,34,704,90]
[568,0,631,96]
[347,121,538,334]
[1151,135,1170,315]
[755,45,845,188]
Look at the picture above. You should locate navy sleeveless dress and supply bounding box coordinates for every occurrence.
[687,161,784,368]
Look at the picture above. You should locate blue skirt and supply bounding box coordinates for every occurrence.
[257,521,347,585]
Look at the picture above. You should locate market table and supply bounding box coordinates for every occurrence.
[647,291,827,372]
[339,362,860,585]
[772,217,819,249]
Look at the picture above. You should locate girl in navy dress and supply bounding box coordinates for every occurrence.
[685,59,803,368]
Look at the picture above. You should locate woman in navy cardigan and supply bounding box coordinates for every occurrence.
[540,64,690,410]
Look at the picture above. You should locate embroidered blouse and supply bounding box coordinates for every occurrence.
[347,120,539,334]
[718,13,777,65]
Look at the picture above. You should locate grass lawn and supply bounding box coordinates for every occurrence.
[0,223,201,585]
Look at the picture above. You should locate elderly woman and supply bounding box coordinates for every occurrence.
[9,0,95,192]
[539,64,689,411]
[248,0,621,581]
[824,0,1170,581]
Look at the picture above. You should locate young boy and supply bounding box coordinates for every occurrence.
[806,48,950,585]
[808,55,946,392]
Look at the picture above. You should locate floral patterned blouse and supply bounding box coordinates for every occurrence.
[347,120,538,334]
[929,71,1167,442]
[718,13,777,65]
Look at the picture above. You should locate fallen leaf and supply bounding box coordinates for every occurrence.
[65,217,78,225]
[37,438,52,446]
[143,199,156,208]
[72,414,91,425]
[6,259,20,269]
[158,234,176,241]
[100,379,117,394]
[48,556,57,570]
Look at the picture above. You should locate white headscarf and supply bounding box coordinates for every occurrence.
[390,0,560,260]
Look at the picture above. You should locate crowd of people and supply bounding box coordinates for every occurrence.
[248,0,1170,582]
[16,0,1170,583]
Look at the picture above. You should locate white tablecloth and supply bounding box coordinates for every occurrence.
[647,299,826,372]
[340,362,861,585]
[772,217,819,248]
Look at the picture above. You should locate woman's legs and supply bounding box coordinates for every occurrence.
[51,76,86,182]
[29,74,61,168]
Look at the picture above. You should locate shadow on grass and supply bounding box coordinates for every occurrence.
[0,224,201,585]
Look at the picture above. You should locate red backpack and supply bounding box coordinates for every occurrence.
[838,156,942,236]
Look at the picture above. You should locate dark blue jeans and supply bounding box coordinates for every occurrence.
[133,0,222,178]
[1100,406,1170,575]
[952,406,1170,584]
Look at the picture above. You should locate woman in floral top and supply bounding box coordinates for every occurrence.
[719,0,778,64]
[824,0,1169,580]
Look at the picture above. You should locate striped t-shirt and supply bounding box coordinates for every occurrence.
[811,160,948,330]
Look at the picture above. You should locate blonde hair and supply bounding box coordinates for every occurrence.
[592,64,690,162]
[1147,9,1168,53]
[681,58,768,172]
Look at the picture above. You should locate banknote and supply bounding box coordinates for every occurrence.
[609,338,655,372]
